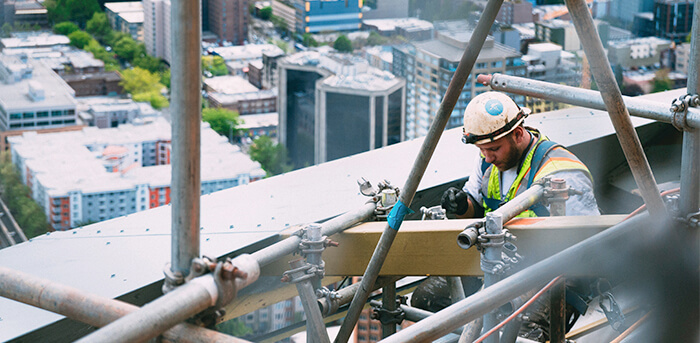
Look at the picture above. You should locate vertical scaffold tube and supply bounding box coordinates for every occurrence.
[333,1,505,342]
[170,0,202,277]
[565,0,665,216]
[680,0,700,217]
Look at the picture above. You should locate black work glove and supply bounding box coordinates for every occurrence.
[441,187,469,215]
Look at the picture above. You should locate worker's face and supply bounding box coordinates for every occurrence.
[476,133,520,172]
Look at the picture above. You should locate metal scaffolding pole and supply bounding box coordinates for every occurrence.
[170,0,202,278]
[0,267,248,343]
[369,300,465,336]
[287,258,331,343]
[334,1,505,341]
[476,73,700,129]
[376,212,667,343]
[680,0,700,217]
[565,0,665,216]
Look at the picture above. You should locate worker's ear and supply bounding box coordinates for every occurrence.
[512,126,525,142]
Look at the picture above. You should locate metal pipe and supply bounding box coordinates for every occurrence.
[549,279,566,343]
[170,0,202,277]
[381,281,397,338]
[369,300,464,336]
[680,0,700,217]
[317,276,402,315]
[476,73,700,129]
[76,275,218,343]
[565,0,665,216]
[335,1,505,340]
[482,213,504,343]
[458,184,544,249]
[288,258,331,343]
[376,212,667,343]
[252,202,376,267]
[0,266,248,343]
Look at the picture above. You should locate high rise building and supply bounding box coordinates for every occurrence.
[392,23,525,139]
[104,1,144,41]
[654,0,694,42]
[278,50,405,168]
[208,0,249,45]
[294,0,362,34]
[143,0,171,63]
[497,0,533,25]
[609,0,655,24]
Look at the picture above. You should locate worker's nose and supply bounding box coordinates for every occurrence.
[482,152,495,164]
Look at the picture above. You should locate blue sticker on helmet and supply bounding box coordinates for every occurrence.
[485,99,504,116]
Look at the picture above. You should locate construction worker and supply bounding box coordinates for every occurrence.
[441,91,600,218]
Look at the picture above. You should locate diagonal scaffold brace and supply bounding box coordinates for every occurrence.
[334,0,507,342]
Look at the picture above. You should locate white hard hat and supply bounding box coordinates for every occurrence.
[462,91,530,145]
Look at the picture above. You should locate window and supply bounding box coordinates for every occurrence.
[51,110,63,117]
[37,111,48,118]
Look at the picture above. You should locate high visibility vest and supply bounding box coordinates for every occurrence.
[479,130,592,217]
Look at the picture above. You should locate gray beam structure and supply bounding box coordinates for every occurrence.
[680,0,700,217]
[334,0,506,341]
[565,0,665,217]
[170,0,203,278]
[477,73,700,129]
[376,212,668,343]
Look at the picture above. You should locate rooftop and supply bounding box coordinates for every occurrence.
[1,33,70,50]
[414,31,520,62]
[66,51,104,69]
[8,117,264,196]
[0,55,76,111]
[608,36,672,48]
[104,1,144,14]
[209,44,284,61]
[527,42,563,53]
[204,75,259,94]
[119,11,144,24]
[362,17,433,32]
[239,112,278,129]
[208,88,277,104]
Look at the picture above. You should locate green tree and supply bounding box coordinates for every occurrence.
[133,91,169,109]
[249,135,293,177]
[652,69,673,93]
[113,36,139,61]
[120,67,164,94]
[44,0,100,27]
[86,12,111,41]
[216,318,252,337]
[259,6,272,20]
[202,55,228,76]
[134,53,163,73]
[202,107,242,139]
[0,152,48,238]
[84,38,118,68]
[1,23,11,38]
[159,68,171,89]
[366,31,387,46]
[302,33,318,47]
[53,21,79,35]
[68,30,93,49]
[333,34,353,53]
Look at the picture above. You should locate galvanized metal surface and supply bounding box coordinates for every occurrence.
[566,0,665,216]
[479,73,700,129]
[0,266,247,343]
[287,259,330,343]
[680,0,700,217]
[170,0,203,277]
[335,0,506,341]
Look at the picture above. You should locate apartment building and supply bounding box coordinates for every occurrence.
[8,118,265,230]
[392,23,525,139]
[104,1,144,41]
[294,0,362,34]
[143,0,171,63]
[208,0,249,45]
[0,54,77,131]
[204,75,277,114]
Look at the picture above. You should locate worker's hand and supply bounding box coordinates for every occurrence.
[441,187,469,215]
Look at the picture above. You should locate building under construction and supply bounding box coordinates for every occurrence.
[0,0,698,343]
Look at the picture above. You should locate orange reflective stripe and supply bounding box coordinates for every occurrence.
[534,158,590,181]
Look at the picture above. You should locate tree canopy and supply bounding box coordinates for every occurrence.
[113,36,140,61]
[333,34,353,53]
[53,21,79,35]
[0,152,48,238]
[68,30,93,49]
[302,33,319,47]
[202,55,229,77]
[86,12,111,41]
[120,67,169,108]
[259,6,272,20]
[44,0,100,27]
[202,107,242,139]
[248,135,293,177]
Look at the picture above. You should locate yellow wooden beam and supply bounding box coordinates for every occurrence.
[262,215,626,277]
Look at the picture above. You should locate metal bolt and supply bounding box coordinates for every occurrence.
[325,239,340,247]
[280,274,291,282]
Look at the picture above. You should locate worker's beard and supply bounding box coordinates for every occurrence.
[495,136,522,172]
